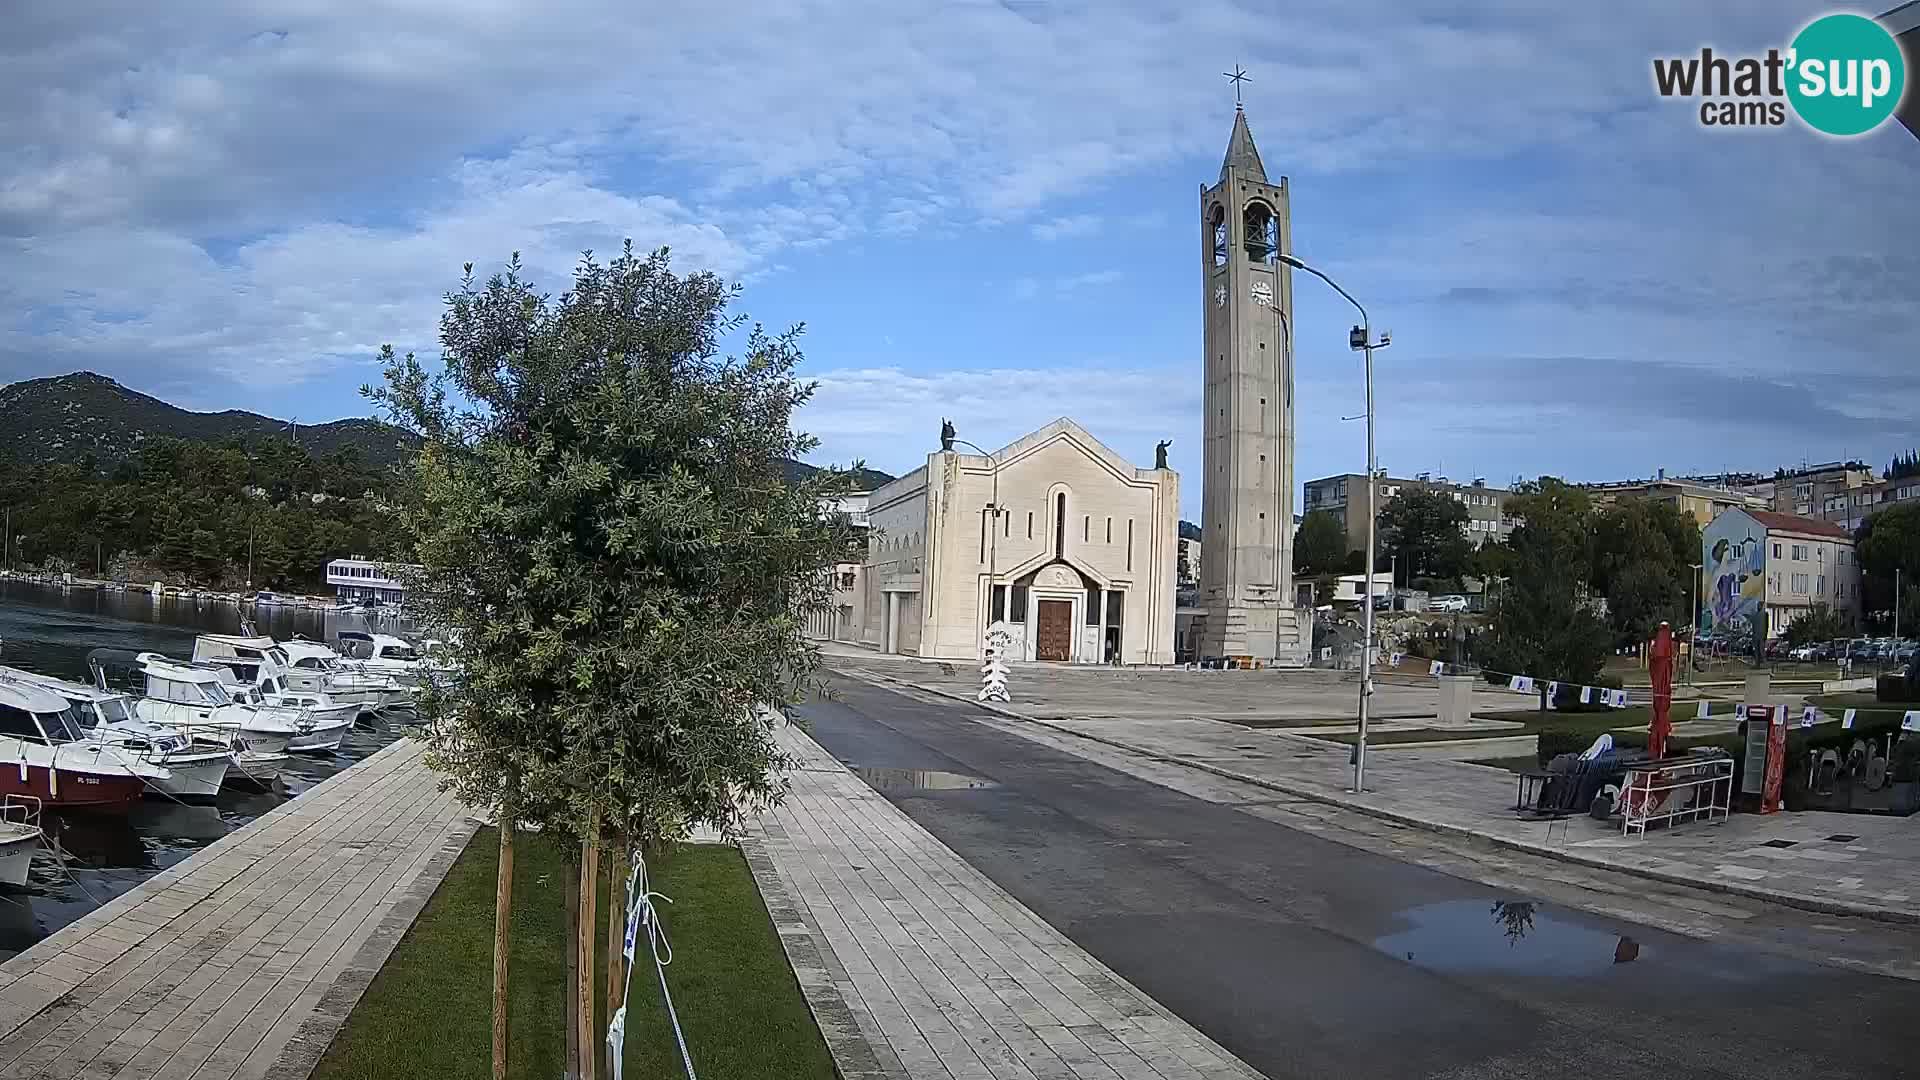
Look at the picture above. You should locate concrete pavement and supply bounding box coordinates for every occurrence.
[798,676,1920,1080]
[832,659,1920,925]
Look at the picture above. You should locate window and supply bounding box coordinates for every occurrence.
[1772,543,1781,558]
[1027,511,1033,539]
[1105,517,1112,544]
[1791,573,1809,595]
[1055,494,1066,557]
[1084,516,1090,542]
[1010,586,1028,622]
[1817,574,1826,596]
[1127,519,1134,571]
[1792,544,1809,560]
[992,584,1008,622]
[1085,586,1101,624]
[37,709,85,743]
[0,705,43,741]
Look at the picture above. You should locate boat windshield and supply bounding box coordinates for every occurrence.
[380,645,419,662]
[268,647,290,667]
[97,697,133,725]
[200,681,233,706]
[35,707,88,744]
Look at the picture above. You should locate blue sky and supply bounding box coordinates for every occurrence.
[2,2,1916,519]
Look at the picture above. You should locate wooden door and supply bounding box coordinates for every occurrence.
[1035,600,1073,661]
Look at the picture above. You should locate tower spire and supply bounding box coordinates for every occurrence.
[1220,108,1267,182]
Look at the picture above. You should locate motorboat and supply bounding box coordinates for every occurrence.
[0,795,41,886]
[0,666,231,799]
[335,631,431,687]
[278,638,412,712]
[90,649,301,784]
[0,679,171,809]
[189,635,356,751]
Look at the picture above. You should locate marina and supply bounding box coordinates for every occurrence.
[0,581,422,962]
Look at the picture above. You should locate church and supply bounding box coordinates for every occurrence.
[844,103,1305,667]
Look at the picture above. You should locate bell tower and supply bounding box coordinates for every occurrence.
[1195,105,1302,664]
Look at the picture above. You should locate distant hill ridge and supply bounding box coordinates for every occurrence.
[0,371,416,469]
[0,371,896,486]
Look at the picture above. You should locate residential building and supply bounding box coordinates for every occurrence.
[1701,509,1861,639]
[855,418,1179,665]
[1586,471,1771,528]
[1301,472,1512,548]
[1770,461,1875,519]
[323,556,415,604]
[1816,473,1920,528]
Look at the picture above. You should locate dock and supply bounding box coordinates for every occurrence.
[0,740,473,1080]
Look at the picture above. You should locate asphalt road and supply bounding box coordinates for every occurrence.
[797,676,1920,1080]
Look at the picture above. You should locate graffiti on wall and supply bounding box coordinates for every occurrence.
[1702,512,1765,633]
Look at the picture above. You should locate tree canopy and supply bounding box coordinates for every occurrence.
[1479,476,1609,698]
[370,245,863,851]
[0,436,394,589]
[1292,510,1348,575]
[1856,502,1920,630]
[1377,488,1470,586]
[1591,498,1701,643]
[1888,450,1920,482]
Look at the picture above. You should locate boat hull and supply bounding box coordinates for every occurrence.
[225,751,288,789]
[149,753,231,800]
[287,718,352,753]
[0,831,35,887]
[0,764,144,809]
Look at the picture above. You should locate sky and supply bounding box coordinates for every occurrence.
[2,2,1916,520]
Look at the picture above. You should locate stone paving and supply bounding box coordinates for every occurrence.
[836,664,1920,926]
[0,740,475,1080]
[819,644,1534,724]
[750,723,1261,1080]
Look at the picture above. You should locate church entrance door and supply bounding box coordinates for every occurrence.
[1035,600,1073,661]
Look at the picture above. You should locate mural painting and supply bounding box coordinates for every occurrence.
[1702,511,1765,635]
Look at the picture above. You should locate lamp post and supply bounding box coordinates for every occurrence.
[950,437,1004,654]
[1688,562,1702,685]
[1278,253,1389,791]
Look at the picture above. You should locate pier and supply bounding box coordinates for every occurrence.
[0,741,471,1080]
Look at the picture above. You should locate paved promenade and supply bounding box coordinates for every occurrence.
[835,663,1920,926]
[0,740,474,1080]
[751,723,1261,1080]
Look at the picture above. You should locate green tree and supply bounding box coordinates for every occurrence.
[1782,603,1851,647]
[1591,499,1700,643]
[367,245,861,1080]
[1857,503,1920,630]
[1480,477,1608,707]
[1378,488,1469,586]
[1293,510,1348,574]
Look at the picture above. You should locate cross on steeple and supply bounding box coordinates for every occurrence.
[1222,64,1251,108]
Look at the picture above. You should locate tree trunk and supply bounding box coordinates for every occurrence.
[491,817,515,1080]
[565,863,581,1080]
[603,844,628,1079]
[577,826,601,1080]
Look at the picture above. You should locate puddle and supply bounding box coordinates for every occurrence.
[1374,900,1646,975]
[852,767,998,792]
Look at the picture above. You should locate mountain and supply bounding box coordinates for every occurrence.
[0,371,900,487]
[784,459,895,490]
[0,371,417,469]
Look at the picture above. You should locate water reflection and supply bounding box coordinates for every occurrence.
[1377,900,1647,975]
[852,767,998,792]
[0,582,417,961]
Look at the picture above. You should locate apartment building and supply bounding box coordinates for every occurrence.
[1301,472,1511,548]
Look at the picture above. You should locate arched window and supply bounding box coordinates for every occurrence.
[1209,204,1228,267]
[1243,201,1277,264]
[1055,493,1067,557]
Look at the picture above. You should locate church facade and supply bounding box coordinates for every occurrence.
[855,419,1179,665]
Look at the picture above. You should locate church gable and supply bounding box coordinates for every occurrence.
[990,417,1154,485]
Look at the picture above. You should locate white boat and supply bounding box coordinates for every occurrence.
[0,795,41,887]
[0,666,231,799]
[278,639,412,711]
[90,649,306,778]
[0,679,173,808]
[335,631,432,687]
[190,635,357,752]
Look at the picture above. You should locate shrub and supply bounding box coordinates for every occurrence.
[1878,670,1918,703]
[1892,736,1920,784]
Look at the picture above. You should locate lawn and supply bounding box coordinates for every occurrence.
[312,829,836,1080]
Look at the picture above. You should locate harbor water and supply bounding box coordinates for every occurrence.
[0,580,420,961]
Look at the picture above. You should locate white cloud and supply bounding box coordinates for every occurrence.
[1032,214,1102,241]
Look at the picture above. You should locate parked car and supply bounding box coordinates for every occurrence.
[1789,644,1820,661]
[1429,594,1469,613]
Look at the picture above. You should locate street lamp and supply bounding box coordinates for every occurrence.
[1279,252,1389,792]
[1688,562,1702,685]
[949,436,1005,654]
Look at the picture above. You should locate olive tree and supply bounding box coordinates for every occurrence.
[368,244,861,1080]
